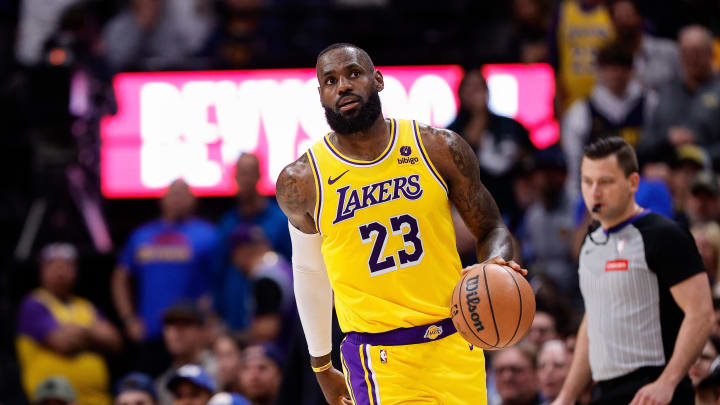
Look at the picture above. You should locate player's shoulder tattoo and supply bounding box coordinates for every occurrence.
[276,153,315,217]
[417,123,479,184]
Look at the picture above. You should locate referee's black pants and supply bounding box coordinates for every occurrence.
[590,366,695,405]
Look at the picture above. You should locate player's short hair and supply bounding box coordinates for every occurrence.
[583,136,639,176]
[316,43,374,69]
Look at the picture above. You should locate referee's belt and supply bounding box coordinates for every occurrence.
[345,318,457,346]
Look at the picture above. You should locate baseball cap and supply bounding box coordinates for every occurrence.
[243,342,284,368]
[40,243,77,262]
[691,171,720,196]
[676,144,710,169]
[33,376,76,404]
[115,372,157,400]
[167,364,216,394]
[162,302,205,325]
[699,356,720,389]
[208,393,251,405]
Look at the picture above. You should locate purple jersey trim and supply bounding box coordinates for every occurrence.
[323,119,398,167]
[345,318,456,346]
[17,296,59,342]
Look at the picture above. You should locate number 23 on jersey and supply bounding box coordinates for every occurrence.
[359,213,424,276]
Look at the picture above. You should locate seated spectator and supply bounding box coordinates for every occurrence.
[609,0,681,92]
[16,243,122,405]
[156,303,217,405]
[102,0,213,72]
[490,343,541,405]
[112,179,218,375]
[229,225,295,352]
[215,153,291,332]
[641,25,720,163]
[208,392,250,405]
[32,376,77,405]
[238,344,283,405]
[520,147,578,299]
[537,340,571,404]
[562,41,657,200]
[527,311,561,349]
[213,332,245,393]
[692,222,720,291]
[696,354,720,405]
[166,365,216,405]
[115,373,158,405]
[447,69,535,238]
[690,337,720,390]
[687,172,720,225]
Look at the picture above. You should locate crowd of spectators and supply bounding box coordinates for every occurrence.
[1,0,720,404]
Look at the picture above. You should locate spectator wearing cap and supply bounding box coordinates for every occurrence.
[696,354,720,405]
[112,179,218,375]
[16,243,122,405]
[562,41,658,201]
[520,147,580,302]
[669,144,711,224]
[115,372,157,405]
[229,225,295,353]
[166,365,216,405]
[687,172,720,225]
[215,153,292,333]
[641,25,720,164]
[32,376,77,405]
[238,344,283,405]
[155,303,217,405]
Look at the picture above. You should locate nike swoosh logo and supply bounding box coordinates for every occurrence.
[328,170,349,185]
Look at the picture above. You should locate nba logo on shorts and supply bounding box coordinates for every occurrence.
[380,349,387,364]
[424,325,443,340]
[400,146,412,156]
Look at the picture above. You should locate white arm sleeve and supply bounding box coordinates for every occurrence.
[289,221,333,357]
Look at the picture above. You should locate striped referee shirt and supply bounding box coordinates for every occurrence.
[579,211,704,381]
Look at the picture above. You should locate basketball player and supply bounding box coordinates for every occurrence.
[276,43,526,404]
[552,137,713,405]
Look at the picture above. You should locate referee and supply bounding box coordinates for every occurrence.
[552,137,714,405]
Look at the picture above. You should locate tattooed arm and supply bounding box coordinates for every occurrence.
[276,154,317,233]
[276,156,352,405]
[419,124,520,265]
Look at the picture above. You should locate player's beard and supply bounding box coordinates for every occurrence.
[324,91,382,135]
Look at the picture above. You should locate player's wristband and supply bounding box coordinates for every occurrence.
[311,361,333,373]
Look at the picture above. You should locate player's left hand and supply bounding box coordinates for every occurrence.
[462,256,528,276]
[629,380,675,405]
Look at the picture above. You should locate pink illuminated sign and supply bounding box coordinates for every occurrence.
[100,65,556,198]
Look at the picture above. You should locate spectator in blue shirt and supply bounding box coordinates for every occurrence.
[214,153,291,331]
[112,179,218,375]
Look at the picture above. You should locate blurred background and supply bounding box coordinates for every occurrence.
[1,0,720,404]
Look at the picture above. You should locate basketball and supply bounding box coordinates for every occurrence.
[450,263,535,350]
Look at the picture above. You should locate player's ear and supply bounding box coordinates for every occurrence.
[375,70,384,92]
[628,172,640,192]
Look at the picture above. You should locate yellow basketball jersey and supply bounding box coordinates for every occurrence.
[307,119,462,333]
[558,0,614,109]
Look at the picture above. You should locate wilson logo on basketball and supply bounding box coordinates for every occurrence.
[424,325,443,340]
[465,275,485,332]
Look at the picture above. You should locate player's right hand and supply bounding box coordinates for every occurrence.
[315,367,353,405]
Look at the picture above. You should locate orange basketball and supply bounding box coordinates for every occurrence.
[450,263,535,350]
